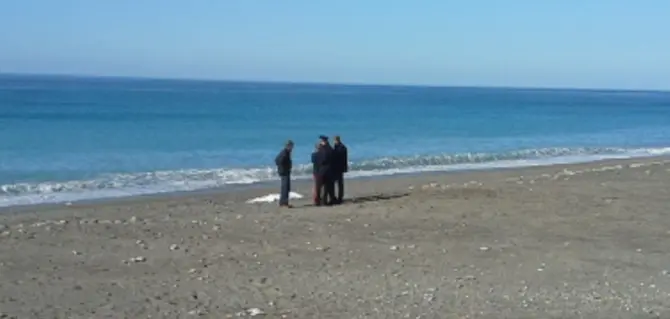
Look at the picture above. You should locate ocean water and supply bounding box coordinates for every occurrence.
[1,74,670,207]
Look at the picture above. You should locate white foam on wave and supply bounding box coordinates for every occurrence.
[246,192,304,204]
[0,146,668,208]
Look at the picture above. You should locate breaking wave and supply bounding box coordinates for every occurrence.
[1,146,669,207]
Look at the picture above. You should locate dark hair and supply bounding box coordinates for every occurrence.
[285,140,294,147]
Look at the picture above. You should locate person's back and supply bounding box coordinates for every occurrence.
[311,144,321,175]
[275,148,292,177]
[316,135,336,205]
[311,143,322,205]
[333,138,348,174]
[317,143,334,177]
[274,140,294,207]
[332,136,348,204]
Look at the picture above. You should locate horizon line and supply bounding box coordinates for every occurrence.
[1,71,669,94]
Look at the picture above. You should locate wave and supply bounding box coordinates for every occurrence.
[1,146,669,207]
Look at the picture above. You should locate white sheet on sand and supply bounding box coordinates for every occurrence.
[246,192,304,204]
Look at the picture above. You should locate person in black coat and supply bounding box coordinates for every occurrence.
[310,143,321,205]
[274,140,294,207]
[332,135,348,204]
[314,135,336,206]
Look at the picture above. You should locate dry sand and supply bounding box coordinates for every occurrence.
[1,158,670,318]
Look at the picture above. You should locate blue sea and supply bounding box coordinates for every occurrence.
[1,74,669,207]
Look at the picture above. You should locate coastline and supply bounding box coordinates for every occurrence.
[1,154,668,214]
[1,156,670,317]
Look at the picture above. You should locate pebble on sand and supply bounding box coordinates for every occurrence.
[390,245,400,251]
[170,244,180,251]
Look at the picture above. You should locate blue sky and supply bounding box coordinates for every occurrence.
[1,1,669,89]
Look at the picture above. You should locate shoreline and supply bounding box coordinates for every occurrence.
[1,156,670,317]
[2,154,668,215]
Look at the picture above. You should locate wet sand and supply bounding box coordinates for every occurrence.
[1,157,670,318]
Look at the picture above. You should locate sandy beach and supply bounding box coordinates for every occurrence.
[1,157,670,318]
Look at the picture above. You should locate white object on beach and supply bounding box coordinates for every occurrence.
[246,192,303,204]
[246,308,265,316]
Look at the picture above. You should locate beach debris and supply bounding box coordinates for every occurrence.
[130,256,146,263]
[423,288,438,303]
[245,308,265,316]
[421,182,440,190]
[129,216,139,224]
[212,225,221,231]
[188,309,206,316]
[170,244,180,251]
[390,245,400,251]
[246,192,303,204]
[72,250,82,256]
[479,246,491,252]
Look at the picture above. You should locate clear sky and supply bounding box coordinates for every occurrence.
[1,1,669,90]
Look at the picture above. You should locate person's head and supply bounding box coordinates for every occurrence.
[285,140,294,152]
[334,135,342,144]
[318,135,329,146]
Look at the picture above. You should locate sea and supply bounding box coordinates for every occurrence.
[1,74,669,207]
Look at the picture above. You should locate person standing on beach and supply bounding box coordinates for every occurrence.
[274,140,294,207]
[311,143,322,205]
[332,135,349,204]
[315,135,336,205]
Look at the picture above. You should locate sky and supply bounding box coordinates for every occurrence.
[1,1,669,90]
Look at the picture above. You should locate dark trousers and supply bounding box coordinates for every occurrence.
[333,172,344,203]
[312,174,320,204]
[279,175,290,205]
[315,174,336,205]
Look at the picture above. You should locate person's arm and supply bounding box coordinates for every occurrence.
[275,151,283,167]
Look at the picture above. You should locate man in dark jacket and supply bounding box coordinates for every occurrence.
[310,143,321,205]
[274,140,294,207]
[332,135,348,204]
[315,135,336,206]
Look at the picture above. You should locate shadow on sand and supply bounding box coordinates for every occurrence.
[302,192,410,207]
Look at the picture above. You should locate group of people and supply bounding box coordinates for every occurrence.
[274,135,348,207]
